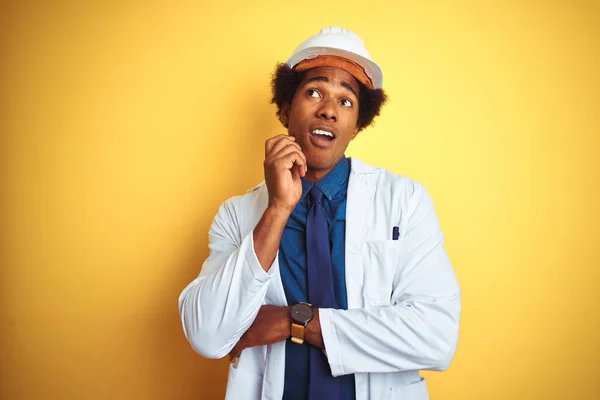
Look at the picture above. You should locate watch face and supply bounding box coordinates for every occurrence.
[291,303,313,324]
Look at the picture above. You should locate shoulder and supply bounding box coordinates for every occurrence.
[349,158,440,228]
[217,181,268,219]
[349,157,425,198]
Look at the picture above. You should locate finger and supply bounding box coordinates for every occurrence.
[265,134,294,157]
[275,151,307,173]
[266,137,301,160]
[294,161,307,178]
[267,144,305,167]
[293,162,307,178]
[292,164,300,181]
[265,134,287,157]
[271,143,307,166]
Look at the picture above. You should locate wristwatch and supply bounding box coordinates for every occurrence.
[290,302,313,344]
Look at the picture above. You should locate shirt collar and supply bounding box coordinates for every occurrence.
[300,156,350,201]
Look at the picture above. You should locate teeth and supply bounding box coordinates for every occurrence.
[312,129,334,138]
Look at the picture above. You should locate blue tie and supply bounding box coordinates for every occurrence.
[306,187,340,399]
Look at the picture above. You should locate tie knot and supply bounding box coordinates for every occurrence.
[309,187,324,205]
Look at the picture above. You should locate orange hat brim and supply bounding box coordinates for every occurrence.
[294,55,374,90]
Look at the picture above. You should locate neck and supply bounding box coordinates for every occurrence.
[303,168,331,184]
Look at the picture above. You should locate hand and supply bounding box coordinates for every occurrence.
[263,135,307,214]
[229,305,291,361]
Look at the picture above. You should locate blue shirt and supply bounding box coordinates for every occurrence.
[279,157,356,400]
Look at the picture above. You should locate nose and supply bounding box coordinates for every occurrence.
[316,98,337,122]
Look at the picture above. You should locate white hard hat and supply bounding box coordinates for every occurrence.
[286,26,383,89]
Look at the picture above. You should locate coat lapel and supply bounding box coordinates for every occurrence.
[345,158,377,309]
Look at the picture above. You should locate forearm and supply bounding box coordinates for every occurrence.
[179,230,276,359]
[318,296,461,376]
[253,206,291,271]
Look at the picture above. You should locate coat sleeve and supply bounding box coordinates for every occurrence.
[319,183,461,376]
[178,197,278,359]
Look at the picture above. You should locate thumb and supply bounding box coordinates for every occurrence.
[291,165,300,181]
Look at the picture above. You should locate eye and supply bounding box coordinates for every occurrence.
[307,89,321,98]
[340,98,353,108]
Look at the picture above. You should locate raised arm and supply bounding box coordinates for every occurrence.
[179,135,307,359]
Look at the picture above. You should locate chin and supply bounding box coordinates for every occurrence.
[307,155,337,171]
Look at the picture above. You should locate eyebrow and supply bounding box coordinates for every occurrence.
[304,76,359,99]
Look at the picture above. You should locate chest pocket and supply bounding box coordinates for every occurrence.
[361,240,402,306]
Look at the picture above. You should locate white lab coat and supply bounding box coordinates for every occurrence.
[179,157,461,400]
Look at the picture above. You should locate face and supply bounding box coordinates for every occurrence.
[281,66,360,182]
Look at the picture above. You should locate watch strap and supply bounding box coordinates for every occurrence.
[291,322,306,344]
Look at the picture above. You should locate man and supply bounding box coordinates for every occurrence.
[179,26,461,400]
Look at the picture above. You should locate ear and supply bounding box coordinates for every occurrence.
[280,102,291,127]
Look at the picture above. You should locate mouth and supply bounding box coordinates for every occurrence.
[309,128,336,148]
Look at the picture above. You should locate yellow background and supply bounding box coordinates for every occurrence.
[1,1,598,399]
